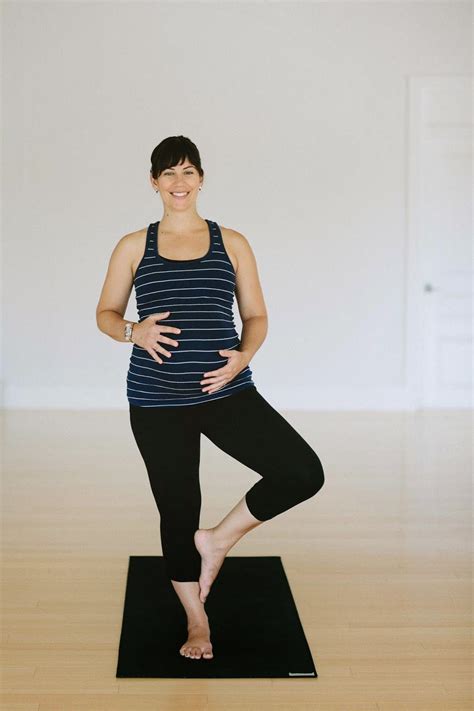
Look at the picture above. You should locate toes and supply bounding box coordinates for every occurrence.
[180,644,213,660]
[182,645,199,659]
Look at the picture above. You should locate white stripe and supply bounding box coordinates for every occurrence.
[136,276,235,288]
[127,380,254,403]
[134,266,234,283]
[131,352,240,363]
[154,328,237,332]
[128,377,204,391]
[131,358,231,367]
[135,318,234,324]
[137,309,232,319]
[136,263,233,274]
[136,304,233,316]
[128,366,249,383]
[137,302,233,311]
[143,336,238,342]
[138,286,233,299]
[139,257,234,269]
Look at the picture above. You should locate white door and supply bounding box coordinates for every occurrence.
[407,76,472,408]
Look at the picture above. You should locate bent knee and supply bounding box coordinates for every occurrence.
[298,453,325,497]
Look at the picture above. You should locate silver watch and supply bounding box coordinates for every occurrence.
[124,322,135,342]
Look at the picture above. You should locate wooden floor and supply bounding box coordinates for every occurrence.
[1,407,471,711]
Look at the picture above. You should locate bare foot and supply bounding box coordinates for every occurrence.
[179,621,214,660]
[194,528,230,603]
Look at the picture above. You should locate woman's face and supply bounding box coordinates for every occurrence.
[151,160,203,208]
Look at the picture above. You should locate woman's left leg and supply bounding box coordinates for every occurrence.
[194,385,325,601]
[200,386,325,522]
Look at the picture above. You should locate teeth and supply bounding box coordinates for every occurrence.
[171,192,188,196]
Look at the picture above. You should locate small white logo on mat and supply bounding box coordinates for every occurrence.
[289,671,315,676]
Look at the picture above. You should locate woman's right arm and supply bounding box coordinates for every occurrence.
[96,233,137,343]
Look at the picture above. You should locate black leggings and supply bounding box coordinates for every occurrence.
[129,385,325,582]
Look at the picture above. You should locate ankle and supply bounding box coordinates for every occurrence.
[187,614,209,630]
[211,526,239,551]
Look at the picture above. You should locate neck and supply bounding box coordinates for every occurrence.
[159,208,204,233]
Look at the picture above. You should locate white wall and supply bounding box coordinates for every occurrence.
[2,0,471,410]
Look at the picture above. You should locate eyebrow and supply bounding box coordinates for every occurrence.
[165,165,195,170]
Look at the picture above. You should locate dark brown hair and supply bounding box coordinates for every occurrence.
[150,136,204,180]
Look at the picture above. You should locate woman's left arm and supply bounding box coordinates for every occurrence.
[231,229,268,365]
[200,229,268,393]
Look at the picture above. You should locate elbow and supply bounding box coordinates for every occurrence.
[96,309,107,332]
[242,313,268,323]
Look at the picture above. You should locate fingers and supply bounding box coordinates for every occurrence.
[149,311,181,336]
[146,348,163,365]
[162,335,180,347]
[146,337,179,364]
[153,341,174,361]
[143,318,181,364]
[201,375,228,393]
[200,370,232,385]
[154,310,171,319]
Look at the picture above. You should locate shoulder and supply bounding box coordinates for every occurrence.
[105,227,148,280]
[117,226,148,266]
[124,226,148,248]
[110,226,147,253]
[220,226,255,273]
[221,226,252,258]
[220,226,251,248]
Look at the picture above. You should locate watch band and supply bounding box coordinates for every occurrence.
[124,322,135,342]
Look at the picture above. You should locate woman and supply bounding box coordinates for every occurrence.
[96,135,325,661]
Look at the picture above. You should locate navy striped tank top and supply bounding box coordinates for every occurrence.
[126,219,256,407]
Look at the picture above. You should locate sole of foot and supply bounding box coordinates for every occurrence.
[194,528,229,603]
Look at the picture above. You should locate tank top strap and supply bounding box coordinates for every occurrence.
[208,220,224,252]
[208,220,235,268]
[145,221,158,256]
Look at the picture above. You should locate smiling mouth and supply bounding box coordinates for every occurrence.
[170,192,189,198]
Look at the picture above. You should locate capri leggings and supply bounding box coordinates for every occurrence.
[129,385,325,582]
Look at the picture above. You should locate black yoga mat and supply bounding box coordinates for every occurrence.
[116,555,318,679]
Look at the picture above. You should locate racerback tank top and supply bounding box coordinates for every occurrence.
[126,219,256,407]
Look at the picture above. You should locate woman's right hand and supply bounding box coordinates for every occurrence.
[131,311,181,364]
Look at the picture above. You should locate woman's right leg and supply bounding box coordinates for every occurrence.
[129,403,214,659]
[129,403,202,582]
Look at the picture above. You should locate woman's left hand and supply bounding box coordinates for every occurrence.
[200,349,249,394]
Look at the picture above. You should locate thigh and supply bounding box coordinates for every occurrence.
[129,404,201,487]
[199,387,318,475]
